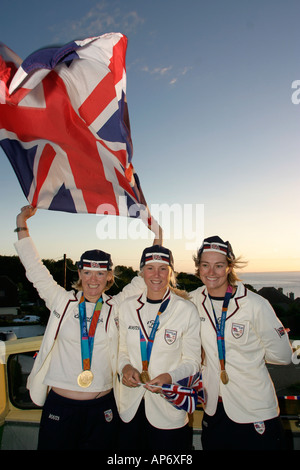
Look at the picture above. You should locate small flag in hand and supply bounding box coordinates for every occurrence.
[160,372,206,414]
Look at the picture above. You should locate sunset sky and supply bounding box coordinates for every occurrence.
[0,0,299,274]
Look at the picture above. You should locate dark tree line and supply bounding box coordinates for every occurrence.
[0,255,299,335]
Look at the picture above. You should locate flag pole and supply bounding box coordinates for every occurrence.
[63,254,66,289]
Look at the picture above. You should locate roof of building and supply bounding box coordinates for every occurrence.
[258,287,292,305]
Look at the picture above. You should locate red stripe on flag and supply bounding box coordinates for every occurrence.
[108,35,127,84]
[78,73,116,127]
[98,139,127,168]
[31,143,56,207]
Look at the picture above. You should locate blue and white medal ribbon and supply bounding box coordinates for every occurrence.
[209,285,233,384]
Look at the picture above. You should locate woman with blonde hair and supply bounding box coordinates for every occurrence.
[14,205,144,450]
[190,235,292,450]
[118,245,201,450]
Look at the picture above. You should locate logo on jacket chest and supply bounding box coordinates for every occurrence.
[231,323,245,339]
[164,329,177,345]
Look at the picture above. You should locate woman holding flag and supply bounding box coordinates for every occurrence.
[14,205,145,450]
[190,236,292,450]
[118,245,201,450]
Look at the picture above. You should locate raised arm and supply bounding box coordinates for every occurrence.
[14,206,70,311]
[152,224,163,246]
[15,205,37,239]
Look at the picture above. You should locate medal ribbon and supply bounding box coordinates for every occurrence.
[209,285,233,372]
[140,290,171,373]
[79,294,103,371]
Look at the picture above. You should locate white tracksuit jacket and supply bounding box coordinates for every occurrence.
[190,282,292,423]
[14,237,144,407]
[118,289,201,429]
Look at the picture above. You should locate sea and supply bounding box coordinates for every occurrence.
[237,271,300,299]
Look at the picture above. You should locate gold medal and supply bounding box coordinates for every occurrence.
[140,371,150,384]
[220,369,229,385]
[77,370,94,388]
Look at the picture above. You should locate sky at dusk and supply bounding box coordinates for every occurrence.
[0,0,299,275]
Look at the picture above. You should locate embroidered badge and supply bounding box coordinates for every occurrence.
[164,329,177,345]
[104,409,113,422]
[275,326,285,338]
[231,323,245,339]
[91,261,101,269]
[211,243,220,250]
[254,421,265,435]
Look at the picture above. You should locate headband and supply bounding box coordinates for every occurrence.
[198,236,235,260]
[77,249,113,271]
[140,245,174,271]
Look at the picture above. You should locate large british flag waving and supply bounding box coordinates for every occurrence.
[0,33,157,232]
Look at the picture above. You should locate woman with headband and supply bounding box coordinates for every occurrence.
[190,236,292,450]
[14,205,144,450]
[118,245,201,451]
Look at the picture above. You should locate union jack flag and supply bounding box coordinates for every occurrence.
[279,396,300,400]
[0,33,157,232]
[160,372,206,414]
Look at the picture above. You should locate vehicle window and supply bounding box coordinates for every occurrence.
[7,352,41,409]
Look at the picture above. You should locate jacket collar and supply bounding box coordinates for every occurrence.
[137,287,171,307]
[136,288,171,341]
[201,282,248,330]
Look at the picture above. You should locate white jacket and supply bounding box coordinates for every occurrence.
[118,289,201,429]
[14,237,144,406]
[190,282,292,423]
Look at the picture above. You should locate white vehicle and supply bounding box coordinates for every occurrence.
[13,315,40,323]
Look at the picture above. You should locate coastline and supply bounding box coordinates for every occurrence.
[237,271,300,299]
